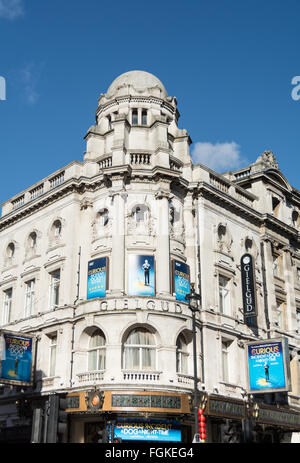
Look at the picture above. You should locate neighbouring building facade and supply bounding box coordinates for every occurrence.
[0,70,300,443]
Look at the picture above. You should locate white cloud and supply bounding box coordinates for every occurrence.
[191,141,247,173]
[0,0,24,20]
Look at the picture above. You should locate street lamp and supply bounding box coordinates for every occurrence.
[185,283,201,440]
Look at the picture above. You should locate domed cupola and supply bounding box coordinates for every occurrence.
[104,70,168,100]
[84,70,192,177]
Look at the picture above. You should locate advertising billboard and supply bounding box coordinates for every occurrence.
[128,255,155,296]
[241,253,257,317]
[0,331,36,386]
[172,260,190,302]
[87,257,109,299]
[114,419,181,442]
[246,337,291,394]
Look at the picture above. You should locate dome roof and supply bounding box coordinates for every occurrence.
[105,70,168,99]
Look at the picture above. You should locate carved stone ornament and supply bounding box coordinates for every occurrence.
[216,223,233,254]
[255,150,279,169]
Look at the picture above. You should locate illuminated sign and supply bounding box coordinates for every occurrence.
[241,253,257,317]
[172,260,190,302]
[246,337,291,394]
[87,257,109,299]
[114,419,181,442]
[128,255,155,296]
[0,331,36,386]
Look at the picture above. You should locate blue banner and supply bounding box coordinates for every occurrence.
[0,332,34,385]
[114,420,181,442]
[173,260,190,302]
[128,255,155,296]
[247,339,288,393]
[87,257,108,299]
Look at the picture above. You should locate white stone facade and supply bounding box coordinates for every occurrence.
[0,71,300,443]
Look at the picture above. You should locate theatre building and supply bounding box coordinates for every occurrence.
[0,71,300,443]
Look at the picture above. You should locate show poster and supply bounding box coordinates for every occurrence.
[114,420,181,442]
[128,255,155,296]
[173,260,190,302]
[0,331,35,386]
[87,257,108,299]
[246,338,290,393]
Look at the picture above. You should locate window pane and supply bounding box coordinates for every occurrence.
[142,110,147,125]
[49,336,57,377]
[90,332,105,347]
[222,343,229,382]
[124,347,140,369]
[181,353,188,374]
[98,349,106,370]
[132,110,138,125]
[50,270,60,309]
[126,329,155,346]
[88,350,97,371]
[142,348,155,369]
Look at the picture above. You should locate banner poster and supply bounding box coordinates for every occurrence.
[246,338,290,393]
[173,260,190,302]
[87,257,108,299]
[114,419,181,442]
[240,253,257,317]
[128,255,155,296]
[0,331,35,386]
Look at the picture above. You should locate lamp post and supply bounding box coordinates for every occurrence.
[186,283,201,440]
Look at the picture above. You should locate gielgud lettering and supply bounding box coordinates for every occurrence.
[243,263,254,311]
[98,298,184,314]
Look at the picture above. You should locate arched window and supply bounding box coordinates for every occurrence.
[176,333,188,374]
[29,232,37,249]
[132,205,148,223]
[6,242,15,259]
[88,330,106,371]
[52,220,62,238]
[292,210,300,228]
[124,328,156,370]
[97,209,109,227]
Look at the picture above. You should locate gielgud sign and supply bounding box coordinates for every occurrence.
[240,253,257,318]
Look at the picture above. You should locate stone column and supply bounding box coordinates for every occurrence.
[262,239,277,332]
[282,247,296,332]
[183,192,197,285]
[155,189,171,296]
[110,189,126,296]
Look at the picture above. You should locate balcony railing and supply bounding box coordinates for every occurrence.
[49,171,65,189]
[130,153,151,165]
[77,370,105,383]
[98,156,112,169]
[30,184,44,200]
[176,373,195,387]
[122,370,161,382]
[12,195,25,210]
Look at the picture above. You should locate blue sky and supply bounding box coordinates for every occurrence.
[0,0,299,205]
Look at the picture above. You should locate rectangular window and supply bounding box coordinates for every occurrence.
[49,269,60,310]
[142,109,147,125]
[296,309,300,334]
[24,279,35,317]
[219,275,231,315]
[3,288,12,324]
[132,109,138,125]
[49,334,57,377]
[222,340,231,382]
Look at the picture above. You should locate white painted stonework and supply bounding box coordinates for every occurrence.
[0,71,300,443]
